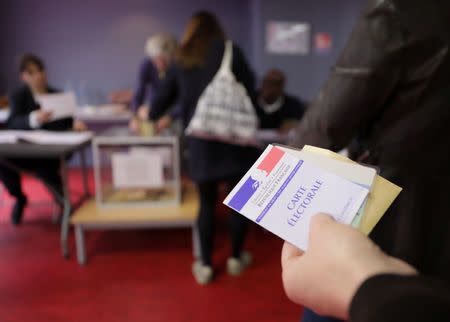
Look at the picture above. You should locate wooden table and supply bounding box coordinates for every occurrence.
[71,184,199,264]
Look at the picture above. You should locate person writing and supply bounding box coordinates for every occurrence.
[0,54,86,225]
[281,213,450,322]
[147,11,260,284]
[257,69,306,134]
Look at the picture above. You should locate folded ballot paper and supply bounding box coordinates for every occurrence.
[224,144,402,250]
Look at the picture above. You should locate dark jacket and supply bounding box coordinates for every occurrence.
[293,0,450,279]
[8,85,73,131]
[150,39,260,182]
[257,93,306,129]
[350,274,450,322]
[131,58,161,112]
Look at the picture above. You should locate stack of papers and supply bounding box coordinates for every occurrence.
[0,130,93,145]
[224,144,402,250]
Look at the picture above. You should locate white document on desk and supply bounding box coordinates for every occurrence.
[111,152,164,189]
[19,131,93,145]
[35,92,77,120]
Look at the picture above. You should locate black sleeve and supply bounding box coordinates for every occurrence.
[350,274,450,322]
[292,0,405,150]
[149,63,179,121]
[7,90,32,130]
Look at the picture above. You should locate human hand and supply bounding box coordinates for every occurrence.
[73,120,87,131]
[129,117,140,133]
[156,115,172,133]
[36,110,53,124]
[281,213,417,320]
[137,105,149,121]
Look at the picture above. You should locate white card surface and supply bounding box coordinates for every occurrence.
[276,145,377,228]
[35,92,77,121]
[111,152,164,189]
[223,145,369,250]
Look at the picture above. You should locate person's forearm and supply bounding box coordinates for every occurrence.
[350,274,450,322]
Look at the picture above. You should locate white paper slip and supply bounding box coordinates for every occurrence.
[223,145,369,250]
[111,152,164,189]
[129,147,173,167]
[35,92,77,121]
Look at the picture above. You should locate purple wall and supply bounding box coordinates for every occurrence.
[251,0,367,101]
[0,0,368,102]
[0,0,252,101]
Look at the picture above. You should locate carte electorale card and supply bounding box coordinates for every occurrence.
[223,145,369,250]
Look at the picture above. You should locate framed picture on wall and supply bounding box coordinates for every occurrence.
[266,21,311,55]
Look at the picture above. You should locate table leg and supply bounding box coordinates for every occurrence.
[192,223,201,259]
[80,148,90,198]
[60,157,72,258]
[75,225,87,265]
[52,203,60,223]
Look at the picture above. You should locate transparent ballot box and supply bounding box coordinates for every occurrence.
[92,134,181,208]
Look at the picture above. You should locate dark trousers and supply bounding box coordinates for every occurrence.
[0,158,63,201]
[301,309,343,322]
[196,176,248,266]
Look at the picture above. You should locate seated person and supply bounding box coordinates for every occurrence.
[0,54,86,225]
[257,69,307,134]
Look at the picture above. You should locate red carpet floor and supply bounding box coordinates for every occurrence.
[0,169,303,322]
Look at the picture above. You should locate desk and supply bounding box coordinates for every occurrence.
[71,183,199,265]
[0,138,92,258]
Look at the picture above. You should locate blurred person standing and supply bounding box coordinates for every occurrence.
[1,54,86,225]
[148,12,260,285]
[129,33,177,133]
[257,69,307,134]
[290,0,450,321]
[131,33,177,113]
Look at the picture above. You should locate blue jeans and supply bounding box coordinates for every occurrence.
[301,308,343,322]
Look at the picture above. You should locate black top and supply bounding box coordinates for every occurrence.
[8,85,73,131]
[293,0,450,280]
[150,39,260,182]
[350,274,450,322]
[257,93,306,129]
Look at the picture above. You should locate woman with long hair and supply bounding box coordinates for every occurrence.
[148,11,259,284]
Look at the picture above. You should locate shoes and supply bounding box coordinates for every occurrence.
[11,195,27,226]
[192,260,214,285]
[227,251,252,276]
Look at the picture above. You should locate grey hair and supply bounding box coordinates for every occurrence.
[145,33,178,59]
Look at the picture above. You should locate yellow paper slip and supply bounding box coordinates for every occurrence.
[302,145,402,235]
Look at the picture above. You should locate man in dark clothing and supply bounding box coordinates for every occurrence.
[290,0,450,320]
[1,54,86,225]
[257,69,306,132]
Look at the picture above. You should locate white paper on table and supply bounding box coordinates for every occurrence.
[35,92,77,121]
[0,131,20,143]
[18,131,93,145]
[111,152,164,189]
[129,147,173,167]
